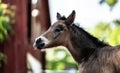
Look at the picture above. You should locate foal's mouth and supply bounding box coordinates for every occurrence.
[33,42,52,52]
[33,36,50,51]
[33,42,45,50]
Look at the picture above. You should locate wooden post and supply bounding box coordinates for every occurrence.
[39,0,51,31]
[1,0,27,73]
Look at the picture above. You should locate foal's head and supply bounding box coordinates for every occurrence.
[33,10,76,50]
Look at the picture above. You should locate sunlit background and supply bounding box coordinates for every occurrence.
[49,0,120,28]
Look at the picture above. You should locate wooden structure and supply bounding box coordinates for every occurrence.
[0,0,51,73]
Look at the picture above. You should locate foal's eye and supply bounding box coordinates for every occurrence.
[54,25,64,38]
[55,28,62,32]
[55,25,64,32]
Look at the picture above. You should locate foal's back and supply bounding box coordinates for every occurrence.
[79,46,120,73]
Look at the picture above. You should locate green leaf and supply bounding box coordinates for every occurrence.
[0,32,3,42]
[106,0,118,7]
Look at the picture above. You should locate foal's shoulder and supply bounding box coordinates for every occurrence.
[100,45,120,63]
[98,45,120,60]
[111,45,120,54]
[98,45,120,69]
[111,45,120,59]
[100,45,120,53]
[110,45,120,70]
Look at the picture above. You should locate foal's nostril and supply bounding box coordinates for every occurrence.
[38,43,45,49]
[35,38,45,49]
[36,38,42,44]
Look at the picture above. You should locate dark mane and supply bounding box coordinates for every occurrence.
[70,24,108,48]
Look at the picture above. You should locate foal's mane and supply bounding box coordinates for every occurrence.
[71,24,108,48]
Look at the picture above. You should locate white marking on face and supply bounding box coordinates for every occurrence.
[33,42,37,49]
[35,36,49,45]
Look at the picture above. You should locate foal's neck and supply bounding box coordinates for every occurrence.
[66,24,108,63]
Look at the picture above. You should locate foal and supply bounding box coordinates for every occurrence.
[34,10,120,73]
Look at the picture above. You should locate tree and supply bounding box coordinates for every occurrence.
[90,21,120,46]
[99,0,118,9]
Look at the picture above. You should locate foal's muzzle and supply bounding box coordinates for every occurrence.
[33,38,45,49]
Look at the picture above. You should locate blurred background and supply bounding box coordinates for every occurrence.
[0,0,120,73]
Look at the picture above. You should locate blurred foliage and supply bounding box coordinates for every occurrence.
[0,2,16,42]
[0,1,16,67]
[99,0,118,9]
[0,52,7,67]
[90,21,120,46]
[46,47,78,70]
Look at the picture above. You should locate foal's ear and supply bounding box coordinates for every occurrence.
[57,12,62,20]
[65,10,76,26]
